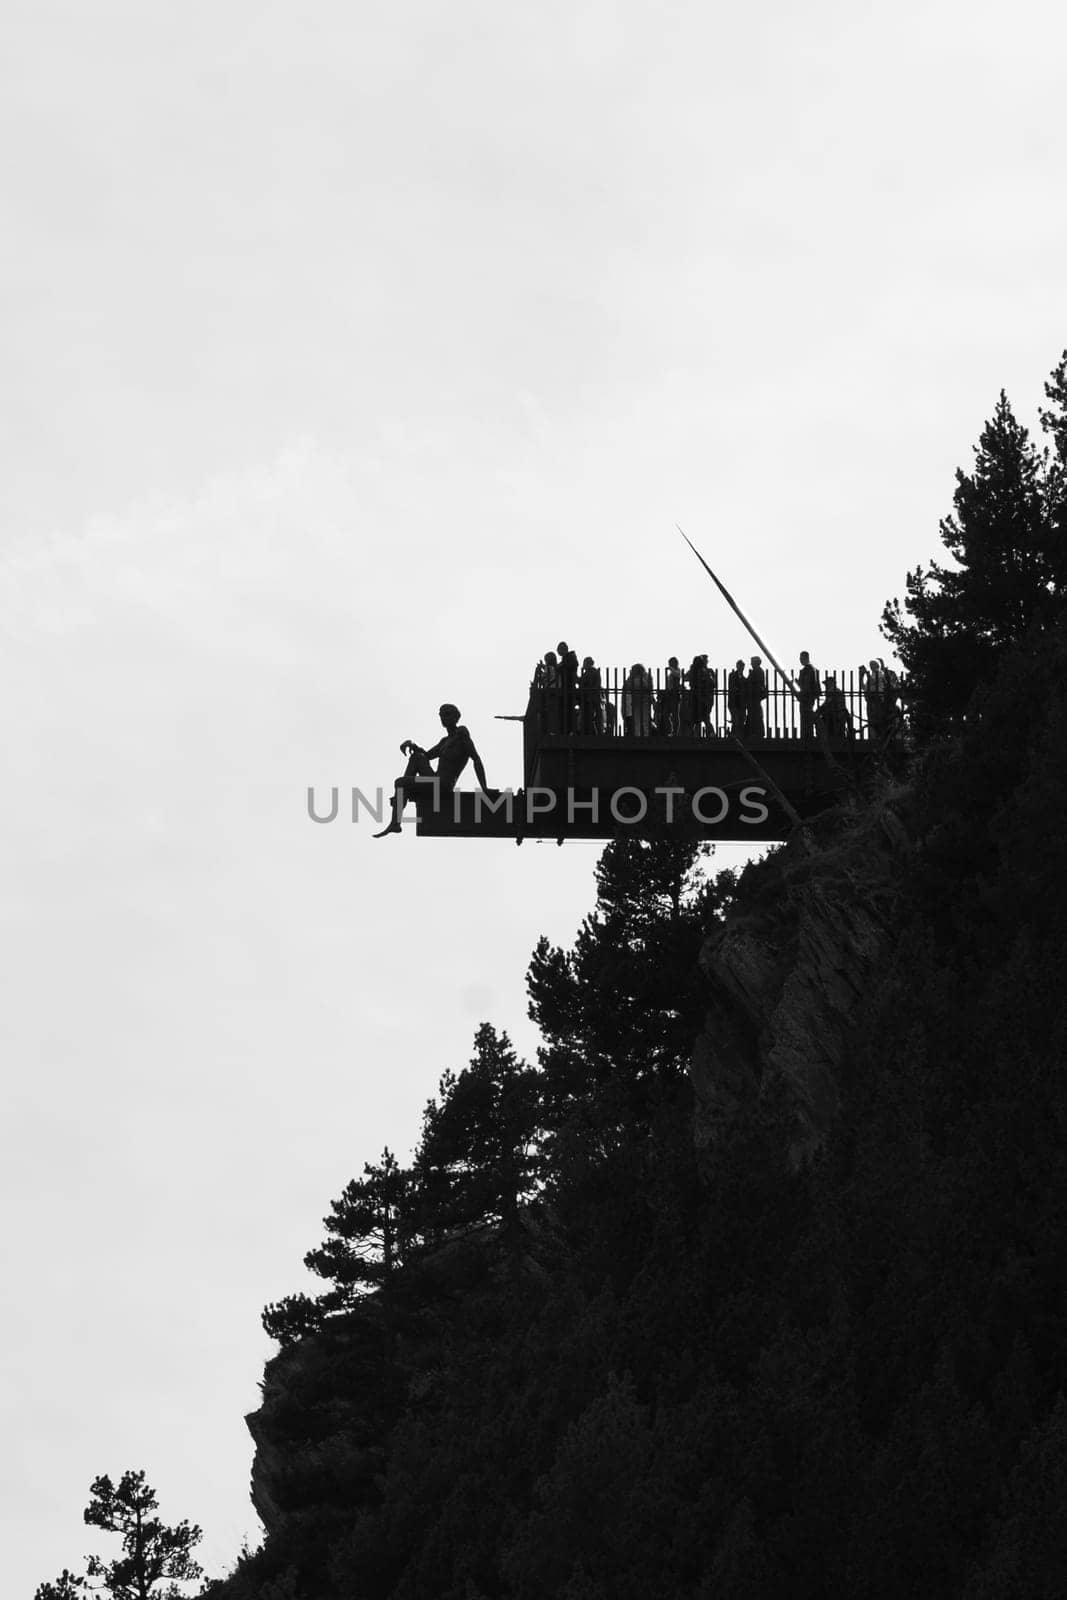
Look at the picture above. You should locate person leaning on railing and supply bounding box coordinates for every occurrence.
[815,675,854,742]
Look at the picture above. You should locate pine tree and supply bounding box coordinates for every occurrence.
[412,1023,542,1250]
[1040,347,1067,551]
[262,1148,412,1344]
[260,1288,326,1346]
[34,1575,86,1600]
[881,390,1061,725]
[527,838,731,1121]
[35,1471,202,1600]
[304,1146,410,1297]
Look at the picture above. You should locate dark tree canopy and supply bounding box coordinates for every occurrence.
[881,387,1066,725]
[263,1147,413,1345]
[412,1023,542,1249]
[34,1575,87,1600]
[305,1146,410,1296]
[35,1471,202,1600]
[261,1030,544,1346]
[1040,347,1067,543]
[527,838,732,1123]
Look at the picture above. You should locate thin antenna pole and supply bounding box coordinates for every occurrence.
[678,525,797,700]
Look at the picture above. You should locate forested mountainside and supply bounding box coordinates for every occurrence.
[207,365,1067,1600]
[205,620,1067,1600]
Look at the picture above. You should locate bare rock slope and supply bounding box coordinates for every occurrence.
[691,796,913,1163]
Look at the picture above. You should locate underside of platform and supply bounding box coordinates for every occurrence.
[525,733,854,798]
[413,778,841,843]
[409,727,868,844]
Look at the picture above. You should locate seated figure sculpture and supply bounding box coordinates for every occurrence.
[374,703,488,837]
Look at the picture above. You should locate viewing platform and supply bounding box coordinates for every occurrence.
[412,662,899,844]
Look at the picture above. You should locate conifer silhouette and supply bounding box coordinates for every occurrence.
[881,389,1063,724]
[35,1471,202,1600]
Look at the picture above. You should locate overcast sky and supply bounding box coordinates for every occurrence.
[3,1,1066,1590]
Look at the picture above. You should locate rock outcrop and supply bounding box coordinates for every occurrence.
[690,793,913,1163]
[246,1307,399,1538]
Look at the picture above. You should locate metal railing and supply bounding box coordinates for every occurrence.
[527,663,904,743]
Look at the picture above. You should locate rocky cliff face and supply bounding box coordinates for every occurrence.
[690,794,913,1163]
[245,1306,401,1542]
[244,1228,520,1548]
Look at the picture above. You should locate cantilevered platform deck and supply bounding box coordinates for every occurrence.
[411,661,895,843]
[413,734,863,842]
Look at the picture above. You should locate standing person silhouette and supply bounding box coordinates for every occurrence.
[661,656,683,734]
[374,704,488,837]
[727,659,747,736]
[556,640,579,734]
[694,654,716,737]
[682,655,702,735]
[860,658,886,738]
[579,656,603,733]
[881,659,903,738]
[535,651,560,733]
[797,650,821,742]
[745,655,768,739]
[623,663,652,736]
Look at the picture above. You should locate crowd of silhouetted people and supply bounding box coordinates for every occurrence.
[531,643,904,743]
